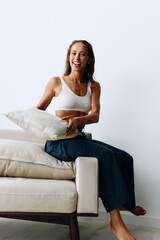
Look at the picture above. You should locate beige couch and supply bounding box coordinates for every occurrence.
[0,129,98,240]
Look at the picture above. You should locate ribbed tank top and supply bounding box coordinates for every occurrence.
[53,77,91,113]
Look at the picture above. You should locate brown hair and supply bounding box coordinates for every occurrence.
[63,40,95,83]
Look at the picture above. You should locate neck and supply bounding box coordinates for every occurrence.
[69,72,84,84]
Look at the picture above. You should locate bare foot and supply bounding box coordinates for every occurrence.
[110,209,136,240]
[131,206,146,216]
[120,205,146,216]
[110,219,136,240]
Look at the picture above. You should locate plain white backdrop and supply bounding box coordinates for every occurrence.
[0,0,160,227]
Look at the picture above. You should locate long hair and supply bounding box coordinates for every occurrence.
[63,40,95,83]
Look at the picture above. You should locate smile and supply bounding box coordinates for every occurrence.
[73,62,81,66]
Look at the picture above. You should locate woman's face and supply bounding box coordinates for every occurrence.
[69,42,90,73]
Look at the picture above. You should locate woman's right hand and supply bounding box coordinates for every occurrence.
[62,116,78,136]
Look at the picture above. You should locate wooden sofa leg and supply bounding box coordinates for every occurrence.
[68,215,80,240]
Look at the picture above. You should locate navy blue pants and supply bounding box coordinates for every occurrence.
[45,135,136,212]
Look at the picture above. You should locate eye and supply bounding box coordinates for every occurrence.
[71,51,76,56]
[80,52,87,57]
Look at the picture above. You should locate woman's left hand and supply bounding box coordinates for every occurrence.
[61,116,78,136]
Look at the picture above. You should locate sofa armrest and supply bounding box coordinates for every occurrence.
[75,157,98,214]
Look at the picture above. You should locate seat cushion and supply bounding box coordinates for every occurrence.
[0,177,77,213]
[0,139,75,179]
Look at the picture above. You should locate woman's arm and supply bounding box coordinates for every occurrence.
[76,81,101,124]
[36,77,60,110]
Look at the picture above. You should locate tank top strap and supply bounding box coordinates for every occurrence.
[60,77,69,89]
[87,81,92,94]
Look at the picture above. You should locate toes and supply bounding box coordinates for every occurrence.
[134,206,146,216]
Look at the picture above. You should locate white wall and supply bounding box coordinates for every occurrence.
[0,0,160,227]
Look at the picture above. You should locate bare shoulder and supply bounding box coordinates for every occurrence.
[91,80,101,92]
[45,76,61,90]
[47,76,61,87]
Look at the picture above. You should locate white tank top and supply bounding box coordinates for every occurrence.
[53,77,91,113]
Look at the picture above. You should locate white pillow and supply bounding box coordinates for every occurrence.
[0,139,74,179]
[4,108,80,140]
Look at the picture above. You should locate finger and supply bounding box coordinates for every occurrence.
[61,116,69,120]
[66,126,75,136]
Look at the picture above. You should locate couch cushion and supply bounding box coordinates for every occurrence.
[0,177,77,213]
[0,139,75,179]
[0,129,45,143]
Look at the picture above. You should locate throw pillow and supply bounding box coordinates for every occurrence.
[4,108,80,140]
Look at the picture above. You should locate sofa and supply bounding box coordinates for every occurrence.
[0,129,99,240]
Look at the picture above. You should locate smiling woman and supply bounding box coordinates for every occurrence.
[64,40,95,84]
[36,40,100,134]
[36,39,146,240]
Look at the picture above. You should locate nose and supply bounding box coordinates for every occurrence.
[75,53,80,60]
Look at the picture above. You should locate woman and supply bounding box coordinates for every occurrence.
[36,40,146,240]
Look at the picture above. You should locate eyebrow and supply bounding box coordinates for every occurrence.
[71,49,87,54]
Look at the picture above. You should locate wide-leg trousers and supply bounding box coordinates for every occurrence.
[45,135,136,212]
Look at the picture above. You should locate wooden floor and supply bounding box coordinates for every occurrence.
[0,217,160,240]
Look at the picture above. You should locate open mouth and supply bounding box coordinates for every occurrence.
[73,62,81,67]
